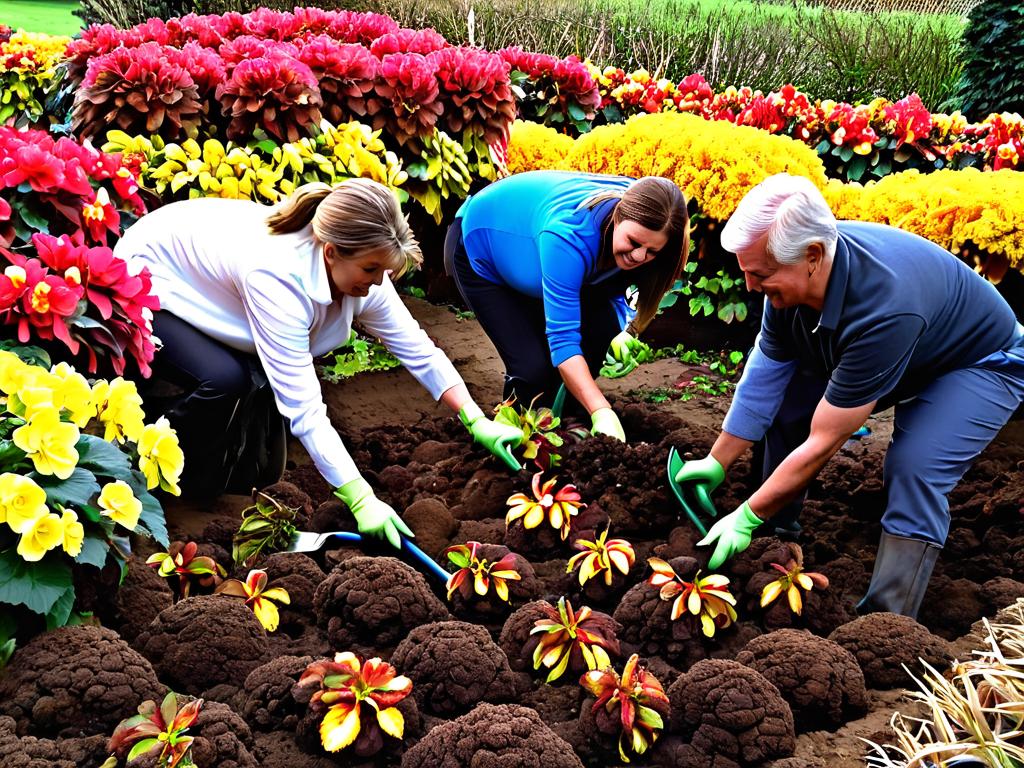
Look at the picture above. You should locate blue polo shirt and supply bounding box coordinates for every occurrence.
[759,220,1020,409]
[455,171,633,367]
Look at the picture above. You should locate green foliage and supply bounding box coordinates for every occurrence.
[948,0,1024,119]
[319,334,401,383]
[659,262,750,324]
[493,396,564,471]
[232,491,299,568]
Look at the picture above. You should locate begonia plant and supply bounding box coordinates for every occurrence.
[759,543,829,616]
[493,395,564,470]
[0,346,172,631]
[107,691,202,767]
[215,568,290,631]
[567,527,635,586]
[297,652,412,753]
[147,541,224,600]
[506,472,584,541]
[530,596,621,682]
[443,540,521,602]
[580,653,669,763]
[647,557,737,637]
[231,489,299,567]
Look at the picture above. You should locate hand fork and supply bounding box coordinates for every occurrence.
[286,530,450,585]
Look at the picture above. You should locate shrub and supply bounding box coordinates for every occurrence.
[949,0,1024,120]
[0,32,72,127]
[71,42,204,142]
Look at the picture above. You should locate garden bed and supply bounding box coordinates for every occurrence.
[1,296,1021,768]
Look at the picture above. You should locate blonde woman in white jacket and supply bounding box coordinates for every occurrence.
[115,178,521,548]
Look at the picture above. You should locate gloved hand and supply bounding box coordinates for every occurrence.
[600,331,650,379]
[459,402,522,471]
[334,477,413,549]
[697,501,764,569]
[673,454,726,516]
[590,407,626,442]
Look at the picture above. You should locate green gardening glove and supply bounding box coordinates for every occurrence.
[600,331,650,379]
[673,455,726,517]
[459,402,522,472]
[334,477,413,550]
[591,407,626,442]
[697,501,764,569]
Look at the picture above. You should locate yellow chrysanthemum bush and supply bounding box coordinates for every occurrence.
[505,120,576,176]
[102,119,407,207]
[508,111,827,226]
[556,112,828,223]
[0,346,175,639]
[0,30,71,126]
[826,168,1024,276]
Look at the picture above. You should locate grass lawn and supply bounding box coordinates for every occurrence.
[2,0,82,36]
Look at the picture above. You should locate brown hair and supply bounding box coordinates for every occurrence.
[587,176,690,334]
[266,178,422,277]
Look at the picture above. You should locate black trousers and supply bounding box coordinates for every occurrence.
[444,219,622,413]
[136,311,287,499]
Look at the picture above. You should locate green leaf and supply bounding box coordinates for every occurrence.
[44,584,76,629]
[567,102,586,121]
[126,472,168,547]
[837,145,854,162]
[847,154,868,182]
[127,737,160,762]
[76,434,133,481]
[0,549,73,616]
[30,467,100,508]
[75,533,110,569]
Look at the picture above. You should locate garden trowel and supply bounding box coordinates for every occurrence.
[286,530,450,585]
[666,447,719,538]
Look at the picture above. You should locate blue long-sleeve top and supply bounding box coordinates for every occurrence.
[456,170,633,366]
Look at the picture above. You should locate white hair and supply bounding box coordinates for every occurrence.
[719,174,837,265]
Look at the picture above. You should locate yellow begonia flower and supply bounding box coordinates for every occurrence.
[12,407,80,479]
[0,350,34,396]
[137,417,184,496]
[9,374,59,420]
[50,363,97,427]
[17,512,64,562]
[0,472,48,533]
[98,480,142,530]
[92,378,146,444]
[61,509,84,557]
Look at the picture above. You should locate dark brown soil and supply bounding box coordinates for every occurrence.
[6,296,1021,767]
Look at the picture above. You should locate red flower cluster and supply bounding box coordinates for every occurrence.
[374,52,443,141]
[216,50,323,143]
[500,47,601,130]
[0,127,154,374]
[370,28,447,58]
[294,36,379,123]
[71,41,203,141]
[430,46,516,144]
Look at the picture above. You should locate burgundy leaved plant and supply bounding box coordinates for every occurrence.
[71,42,203,142]
[294,36,380,123]
[216,50,323,143]
[373,52,443,143]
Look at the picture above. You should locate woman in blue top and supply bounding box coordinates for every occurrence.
[445,171,689,442]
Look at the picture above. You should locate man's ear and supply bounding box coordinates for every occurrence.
[806,242,824,272]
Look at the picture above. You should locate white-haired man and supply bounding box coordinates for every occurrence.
[671,173,1024,618]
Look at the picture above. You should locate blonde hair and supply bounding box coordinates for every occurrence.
[585,176,690,334]
[720,174,837,265]
[266,178,422,277]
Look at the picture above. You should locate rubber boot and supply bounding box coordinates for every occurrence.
[856,532,941,619]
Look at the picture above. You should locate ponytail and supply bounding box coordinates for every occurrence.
[266,182,333,234]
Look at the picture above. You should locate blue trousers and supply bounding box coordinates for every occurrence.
[765,332,1024,545]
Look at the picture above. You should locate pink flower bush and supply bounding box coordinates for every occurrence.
[370,28,447,58]
[294,36,380,123]
[430,46,516,144]
[374,52,443,141]
[216,50,323,143]
[71,42,203,141]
